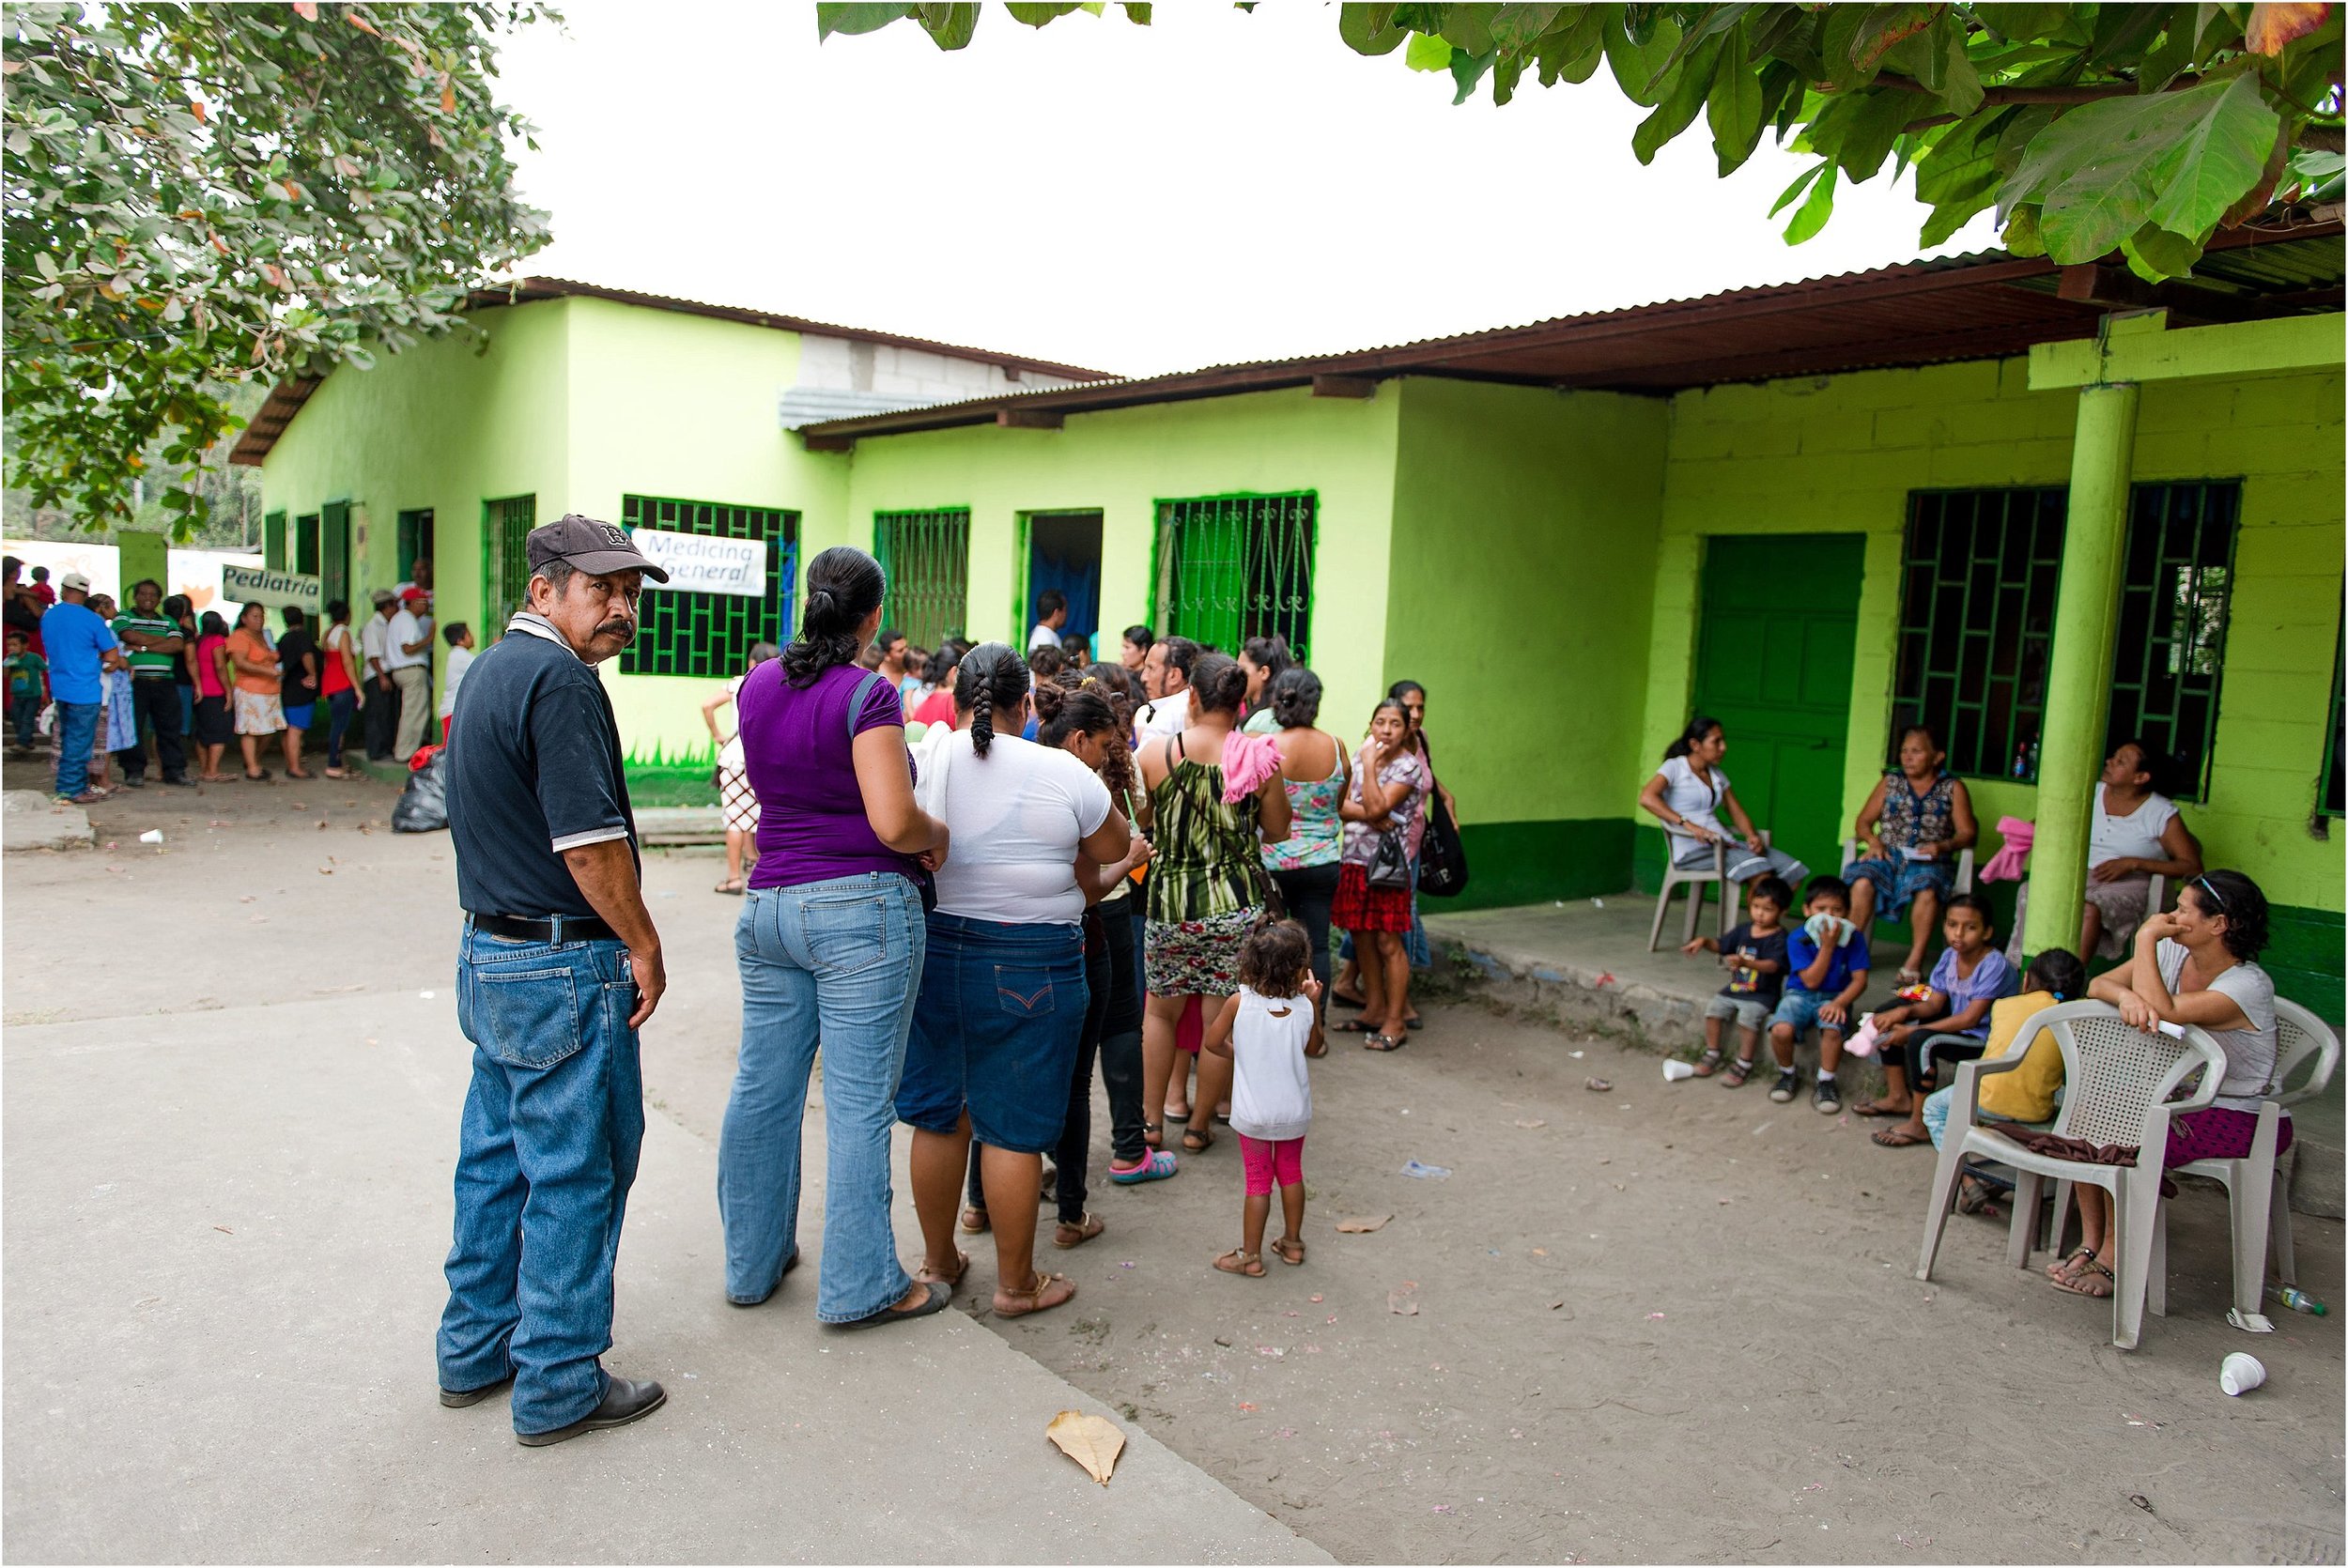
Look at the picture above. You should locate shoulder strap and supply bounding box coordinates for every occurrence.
[1174,729,1188,761]
[846,668,888,741]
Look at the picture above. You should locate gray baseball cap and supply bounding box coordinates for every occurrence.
[526,513,669,583]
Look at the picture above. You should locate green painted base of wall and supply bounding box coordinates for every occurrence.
[2265,903,2344,1025]
[626,757,718,810]
[1440,820,1632,912]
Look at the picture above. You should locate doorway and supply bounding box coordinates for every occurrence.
[1689,533,1862,885]
[1022,510,1103,650]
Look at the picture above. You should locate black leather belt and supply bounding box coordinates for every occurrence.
[471,912,618,944]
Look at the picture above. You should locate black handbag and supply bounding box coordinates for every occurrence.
[1416,789,1470,898]
[1366,825,1413,890]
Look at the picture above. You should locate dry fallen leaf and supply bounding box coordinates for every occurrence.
[1045,1410,1125,1485]
[1336,1215,1392,1234]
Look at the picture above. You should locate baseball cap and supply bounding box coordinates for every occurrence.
[59,572,90,592]
[400,586,429,605]
[525,514,669,583]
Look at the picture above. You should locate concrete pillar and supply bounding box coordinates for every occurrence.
[2023,379,2139,958]
[114,530,168,600]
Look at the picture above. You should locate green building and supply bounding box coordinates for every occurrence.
[240,229,2348,1016]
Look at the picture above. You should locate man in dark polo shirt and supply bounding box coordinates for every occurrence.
[437,514,672,1447]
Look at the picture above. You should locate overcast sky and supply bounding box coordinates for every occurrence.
[496,3,2001,378]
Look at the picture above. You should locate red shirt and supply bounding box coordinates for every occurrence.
[911,688,957,729]
[319,623,356,696]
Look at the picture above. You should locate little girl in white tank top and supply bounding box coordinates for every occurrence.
[1205,922,1318,1276]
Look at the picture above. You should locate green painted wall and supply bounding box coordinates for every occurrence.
[840,384,1405,744]
[1634,354,2344,1018]
[1384,377,1668,908]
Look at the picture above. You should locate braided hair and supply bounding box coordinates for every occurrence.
[781,547,885,688]
[1035,678,1136,799]
[954,641,1029,757]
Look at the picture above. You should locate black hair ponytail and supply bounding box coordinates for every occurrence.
[1664,713,1723,761]
[955,641,1029,758]
[781,547,885,688]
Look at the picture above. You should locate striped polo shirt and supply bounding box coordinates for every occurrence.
[112,612,179,679]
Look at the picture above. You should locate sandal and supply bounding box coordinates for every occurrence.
[1165,1099,1193,1122]
[714,876,746,895]
[1363,1033,1406,1052]
[1305,1035,1328,1058]
[1333,1019,1382,1035]
[2050,1256,2115,1298]
[1850,1098,1910,1119]
[916,1249,969,1287]
[1109,1149,1179,1185]
[1956,1175,2001,1216]
[1331,989,1367,1011]
[1691,1047,1726,1079]
[2045,1246,2096,1284]
[958,1205,990,1235]
[1721,1055,1756,1088]
[1871,1125,1930,1148]
[243,769,271,781]
[1269,1237,1306,1267]
[837,1279,952,1330]
[1053,1213,1104,1250]
[1213,1249,1266,1278]
[1141,1120,1164,1150]
[1182,1126,1215,1153]
[993,1269,1076,1317]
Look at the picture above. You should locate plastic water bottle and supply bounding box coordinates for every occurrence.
[2265,1284,2325,1315]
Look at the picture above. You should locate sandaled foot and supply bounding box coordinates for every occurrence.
[1304,1035,1327,1058]
[1363,1032,1405,1052]
[713,877,746,894]
[2045,1247,2096,1284]
[1269,1237,1306,1266]
[1213,1249,1266,1277]
[1871,1125,1930,1148]
[1109,1149,1179,1185]
[1165,1100,1193,1122]
[916,1249,969,1287]
[1141,1120,1165,1150]
[1053,1213,1104,1250]
[1182,1126,1215,1152]
[993,1269,1076,1317]
[1331,989,1367,1010]
[958,1205,990,1235]
[1850,1098,1911,1118]
[1691,1047,1725,1078]
[1956,1175,2003,1216]
[1721,1055,1757,1088]
[2050,1256,2115,1298]
[1333,1019,1381,1035]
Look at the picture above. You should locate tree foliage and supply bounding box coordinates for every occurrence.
[820,3,2345,278]
[4,2,554,536]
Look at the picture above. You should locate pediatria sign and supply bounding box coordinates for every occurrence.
[220,564,321,616]
[632,528,765,597]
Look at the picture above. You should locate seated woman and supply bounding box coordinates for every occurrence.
[1841,725,1975,985]
[2048,869,2280,1299]
[1857,893,2016,1145]
[1637,715,1809,890]
[2006,739,2202,964]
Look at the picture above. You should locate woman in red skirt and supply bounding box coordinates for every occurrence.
[1334,698,1427,1052]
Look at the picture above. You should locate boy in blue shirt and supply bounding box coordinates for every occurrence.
[6,630,45,752]
[1766,874,1871,1114]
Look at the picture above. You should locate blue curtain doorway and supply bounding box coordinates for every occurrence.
[1026,510,1103,646]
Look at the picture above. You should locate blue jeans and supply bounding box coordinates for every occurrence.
[718,875,926,1321]
[9,691,38,748]
[325,688,359,768]
[439,923,645,1436]
[900,913,1087,1154]
[51,699,97,797]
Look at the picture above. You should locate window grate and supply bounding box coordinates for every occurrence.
[482,494,536,634]
[619,495,798,679]
[2109,481,2239,802]
[293,513,320,577]
[1154,492,1317,662]
[873,508,969,652]
[396,508,435,587]
[1894,487,2068,781]
[320,500,350,612]
[263,510,286,572]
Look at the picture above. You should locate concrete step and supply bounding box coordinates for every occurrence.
[3,789,94,852]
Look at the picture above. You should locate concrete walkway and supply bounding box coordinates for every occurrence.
[0,767,1327,1562]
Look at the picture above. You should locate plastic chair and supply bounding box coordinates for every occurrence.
[2148,998,2341,1322]
[1646,830,1769,953]
[1917,1000,2224,1350]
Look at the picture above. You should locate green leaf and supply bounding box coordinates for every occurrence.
[2121,221,2208,281]
[1769,159,1825,216]
[1404,30,1453,70]
[1485,3,1565,50]
[816,4,914,39]
[1846,3,1938,72]
[1434,5,1494,54]
[914,3,980,48]
[2141,71,2282,236]
[1707,54,1768,175]
[2001,202,2047,255]
[1604,9,1682,106]
[1338,3,1408,54]
[1007,3,1081,25]
[1805,86,1932,181]
[1630,35,1722,164]
[1120,2,1151,21]
[1784,161,1838,242]
[1449,45,1497,103]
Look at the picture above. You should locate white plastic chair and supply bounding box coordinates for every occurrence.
[1646,830,1769,953]
[1917,1000,2224,1350]
[2148,998,2341,1322]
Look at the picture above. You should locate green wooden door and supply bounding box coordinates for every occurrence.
[1690,534,1861,885]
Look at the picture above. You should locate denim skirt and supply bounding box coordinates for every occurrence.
[897,912,1087,1154]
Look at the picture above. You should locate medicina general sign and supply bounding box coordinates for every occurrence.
[631,528,764,597]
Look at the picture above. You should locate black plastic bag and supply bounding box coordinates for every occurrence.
[392,751,450,834]
[1416,790,1470,899]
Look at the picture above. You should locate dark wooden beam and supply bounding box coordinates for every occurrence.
[996,407,1064,429]
[800,432,855,453]
[1310,374,1378,398]
[2059,263,2157,306]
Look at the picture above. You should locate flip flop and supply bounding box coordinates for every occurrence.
[1850,1099,1910,1118]
[1363,1033,1406,1052]
[1053,1213,1105,1250]
[993,1270,1076,1317]
[1333,1019,1381,1034]
[835,1279,951,1330]
[1405,1016,1424,1031]
[2049,1257,2115,1298]
[1109,1149,1179,1185]
[1871,1126,1930,1147]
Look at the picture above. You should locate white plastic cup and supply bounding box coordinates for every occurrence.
[138,828,163,844]
[1662,1059,1698,1083]
[2219,1352,2266,1396]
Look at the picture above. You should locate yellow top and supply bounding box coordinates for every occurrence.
[1976,991,2062,1123]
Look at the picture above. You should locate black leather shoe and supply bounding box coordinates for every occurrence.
[439,1373,513,1408]
[515,1376,666,1447]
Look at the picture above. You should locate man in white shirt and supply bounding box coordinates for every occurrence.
[385,587,435,761]
[1027,589,1067,654]
[1134,634,1197,740]
[361,587,398,761]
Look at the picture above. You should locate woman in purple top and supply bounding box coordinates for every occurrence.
[717,547,953,1329]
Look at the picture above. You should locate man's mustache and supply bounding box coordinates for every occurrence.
[597,619,636,643]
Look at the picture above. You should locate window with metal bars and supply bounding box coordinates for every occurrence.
[1893,488,2068,781]
[321,500,350,612]
[1153,492,1317,663]
[396,508,435,585]
[2108,481,2239,802]
[619,497,797,679]
[293,513,320,577]
[263,510,286,572]
[873,508,969,652]
[481,494,536,635]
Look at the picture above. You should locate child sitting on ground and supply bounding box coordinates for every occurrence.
[1681,874,1792,1086]
[1858,893,2016,1145]
[1204,920,1318,1277]
[1766,875,1871,1114]
[1916,948,2087,1209]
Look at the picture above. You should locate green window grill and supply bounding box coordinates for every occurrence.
[293,513,320,577]
[2109,481,2240,802]
[1894,487,2068,781]
[320,500,350,613]
[873,508,970,652]
[263,510,286,572]
[481,494,536,633]
[396,508,435,586]
[1152,492,1317,662]
[619,495,798,679]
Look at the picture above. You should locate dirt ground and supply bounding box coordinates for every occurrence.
[6,758,2341,1565]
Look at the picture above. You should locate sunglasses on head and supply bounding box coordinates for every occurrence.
[2193,874,2227,912]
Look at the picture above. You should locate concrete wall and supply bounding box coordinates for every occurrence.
[1638,355,2344,1016]
[838,383,1406,745]
[1384,378,1669,907]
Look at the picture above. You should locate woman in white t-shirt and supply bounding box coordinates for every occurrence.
[2006,739,2205,964]
[898,643,1132,1322]
[2050,870,2281,1299]
[1636,715,1809,888]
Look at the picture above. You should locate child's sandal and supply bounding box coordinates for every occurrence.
[1721,1055,1756,1088]
[1213,1249,1266,1277]
[1269,1237,1306,1266]
[1691,1047,1726,1079]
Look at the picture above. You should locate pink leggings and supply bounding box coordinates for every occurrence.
[1238,1133,1305,1196]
